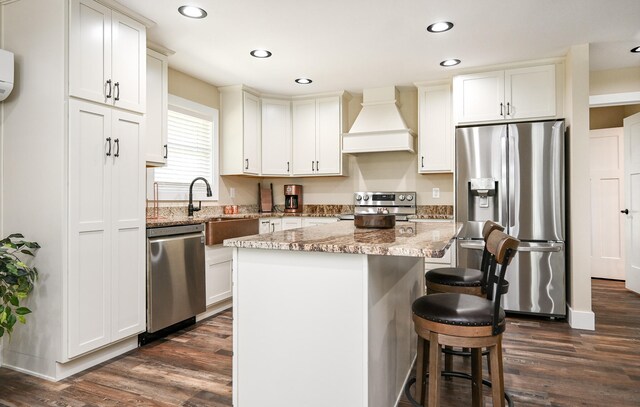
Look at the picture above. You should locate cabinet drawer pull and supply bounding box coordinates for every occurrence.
[316,160,319,171]
[245,158,249,170]
[507,102,511,116]
[114,82,120,101]
[114,138,120,157]
[163,144,168,159]
[287,161,290,172]
[421,156,424,168]
[500,102,504,116]
[105,79,112,99]
[311,161,315,171]
[106,137,112,156]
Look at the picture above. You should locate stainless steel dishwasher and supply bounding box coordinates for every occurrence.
[146,223,206,334]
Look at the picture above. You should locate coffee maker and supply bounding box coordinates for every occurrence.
[284,185,303,213]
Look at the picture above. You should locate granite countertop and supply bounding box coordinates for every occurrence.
[223,220,461,258]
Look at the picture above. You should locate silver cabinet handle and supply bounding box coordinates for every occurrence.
[106,137,112,156]
[311,161,315,171]
[114,82,120,101]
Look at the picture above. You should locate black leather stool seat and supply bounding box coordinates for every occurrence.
[425,267,483,287]
[412,293,506,333]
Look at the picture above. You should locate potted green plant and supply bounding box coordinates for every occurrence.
[0,233,39,338]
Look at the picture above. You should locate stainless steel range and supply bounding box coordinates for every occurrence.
[341,191,417,220]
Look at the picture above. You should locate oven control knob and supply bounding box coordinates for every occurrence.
[407,195,414,201]
[363,195,370,201]
[356,195,362,201]
[399,194,405,201]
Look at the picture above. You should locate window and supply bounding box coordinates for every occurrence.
[151,95,219,200]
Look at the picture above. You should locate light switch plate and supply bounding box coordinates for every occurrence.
[432,188,440,199]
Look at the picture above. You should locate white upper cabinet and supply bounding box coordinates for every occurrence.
[453,64,557,124]
[220,86,261,175]
[292,95,347,176]
[145,49,168,166]
[261,98,292,176]
[69,0,146,113]
[417,83,453,173]
[292,99,317,175]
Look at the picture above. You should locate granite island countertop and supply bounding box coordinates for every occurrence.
[223,220,461,258]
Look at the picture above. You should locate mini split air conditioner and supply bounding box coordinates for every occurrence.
[0,49,15,102]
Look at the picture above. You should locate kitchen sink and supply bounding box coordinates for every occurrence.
[205,217,259,245]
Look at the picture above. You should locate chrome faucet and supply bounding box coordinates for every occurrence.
[188,177,213,217]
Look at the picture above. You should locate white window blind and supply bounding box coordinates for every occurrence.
[152,95,219,200]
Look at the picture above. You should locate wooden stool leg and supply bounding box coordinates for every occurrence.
[428,332,441,407]
[415,336,426,405]
[444,346,453,380]
[471,348,483,407]
[489,337,505,407]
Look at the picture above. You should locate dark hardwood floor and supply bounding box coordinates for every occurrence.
[1,279,639,406]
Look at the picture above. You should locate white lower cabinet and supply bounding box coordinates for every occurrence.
[68,99,145,359]
[282,217,302,230]
[205,245,233,306]
[259,218,282,234]
[302,217,339,227]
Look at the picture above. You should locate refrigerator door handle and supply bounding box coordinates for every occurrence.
[459,242,485,250]
[517,243,564,253]
[508,124,517,229]
[501,128,509,228]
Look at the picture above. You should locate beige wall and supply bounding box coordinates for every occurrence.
[565,44,593,326]
[590,67,640,95]
[590,104,640,129]
[161,71,454,206]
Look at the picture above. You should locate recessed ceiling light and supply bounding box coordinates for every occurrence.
[250,49,272,58]
[295,78,313,84]
[440,59,461,67]
[427,21,454,33]
[178,5,207,19]
[631,46,640,53]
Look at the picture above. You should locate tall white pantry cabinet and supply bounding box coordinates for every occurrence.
[0,0,148,380]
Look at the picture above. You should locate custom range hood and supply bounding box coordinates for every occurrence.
[342,86,415,153]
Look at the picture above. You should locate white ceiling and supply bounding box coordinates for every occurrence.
[118,0,640,95]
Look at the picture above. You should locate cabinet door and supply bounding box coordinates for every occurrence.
[505,65,556,120]
[316,96,342,175]
[261,99,292,176]
[292,99,317,175]
[270,219,283,232]
[282,217,302,230]
[68,99,112,358]
[453,71,504,123]
[145,49,168,166]
[243,92,261,174]
[301,217,339,227]
[110,110,145,341]
[418,84,453,173]
[205,246,233,305]
[69,0,112,105]
[111,10,146,113]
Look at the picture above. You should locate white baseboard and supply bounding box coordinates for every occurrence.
[196,299,232,322]
[567,304,595,330]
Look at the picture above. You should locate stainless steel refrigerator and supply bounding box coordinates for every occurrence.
[455,120,566,316]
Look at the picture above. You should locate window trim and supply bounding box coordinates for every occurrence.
[150,94,219,201]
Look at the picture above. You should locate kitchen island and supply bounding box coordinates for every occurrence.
[224,220,460,407]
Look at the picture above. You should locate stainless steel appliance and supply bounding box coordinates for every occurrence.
[146,224,206,334]
[340,191,417,220]
[456,120,565,316]
[284,184,303,213]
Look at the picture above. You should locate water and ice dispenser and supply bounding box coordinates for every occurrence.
[467,178,498,221]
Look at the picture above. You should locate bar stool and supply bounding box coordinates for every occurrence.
[411,230,519,407]
[425,220,504,296]
[425,220,504,372]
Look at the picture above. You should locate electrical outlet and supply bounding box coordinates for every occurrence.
[432,188,440,199]
[230,187,236,198]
